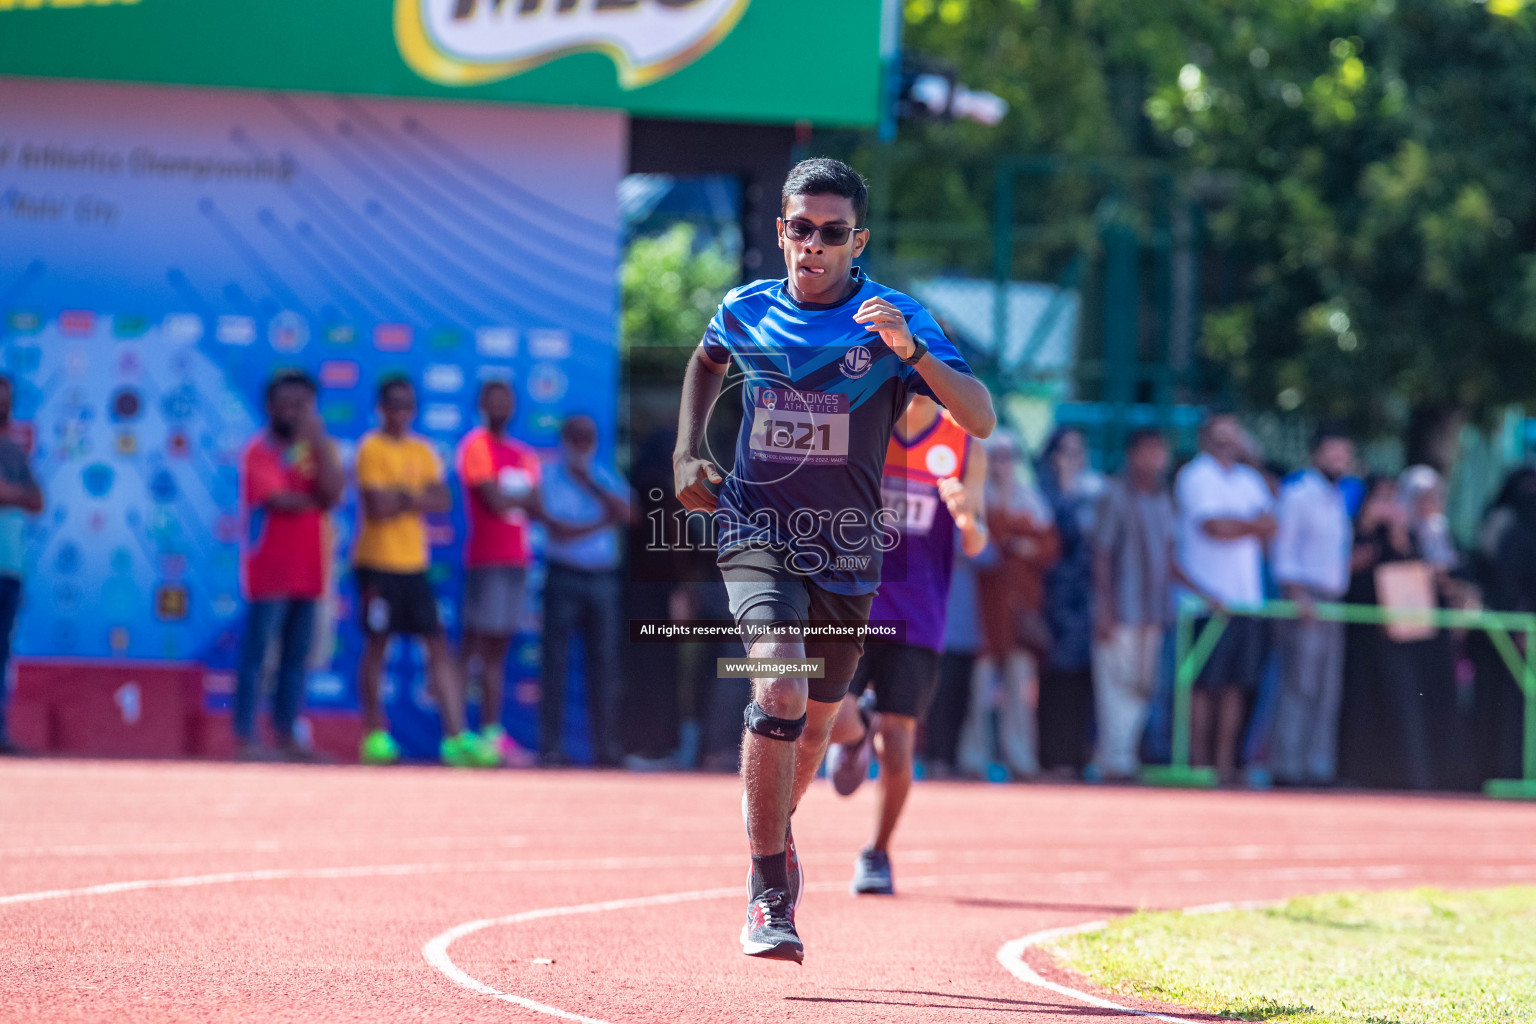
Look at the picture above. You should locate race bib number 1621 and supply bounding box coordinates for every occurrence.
[748,388,850,466]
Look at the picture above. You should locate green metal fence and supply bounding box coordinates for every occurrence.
[1144,599,1536,800]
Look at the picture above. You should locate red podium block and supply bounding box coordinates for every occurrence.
[191,708,365,762]
[11,660,202,758]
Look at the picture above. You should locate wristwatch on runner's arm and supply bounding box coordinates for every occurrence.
[899,336,928,367]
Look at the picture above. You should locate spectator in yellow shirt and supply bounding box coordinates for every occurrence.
[353,376,493,768]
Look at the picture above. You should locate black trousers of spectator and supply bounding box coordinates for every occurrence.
[1038,666,1094,774]
[676,581,749,770]
[922,652,975,769]
[541,563,622,765]
[622,581,680,760]
[1341,626,1451,789]
[1470,632,1527,784]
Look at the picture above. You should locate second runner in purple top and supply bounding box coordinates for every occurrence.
[871,401,983,651]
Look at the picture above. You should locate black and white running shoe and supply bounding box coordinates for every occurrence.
[825,691,878,797]
[743,793,805,912]
[851,847,895,896]
[740,887,804,963]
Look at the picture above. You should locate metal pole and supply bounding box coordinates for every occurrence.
[1172,607,1193,770]
[1142,603,1221,788]
[1525,628,1536,785]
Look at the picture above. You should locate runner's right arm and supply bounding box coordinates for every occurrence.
[940,442,989,557]
[673,343,728,512]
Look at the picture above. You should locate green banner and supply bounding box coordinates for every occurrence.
[0,0,888,126]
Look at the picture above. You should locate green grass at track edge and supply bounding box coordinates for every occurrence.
[1050,887,1536,1024]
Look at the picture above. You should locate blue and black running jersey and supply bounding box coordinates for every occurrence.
[702,269,976,596]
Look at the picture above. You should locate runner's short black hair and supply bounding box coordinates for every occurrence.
[265,369,316,404]
[782,158,868,227]
[377,374,414,405]
[1124,427,1167,452]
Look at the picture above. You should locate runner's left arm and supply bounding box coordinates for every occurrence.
[855,297,995,439]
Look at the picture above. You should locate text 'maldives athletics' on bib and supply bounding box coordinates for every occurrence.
[702,268,976,596]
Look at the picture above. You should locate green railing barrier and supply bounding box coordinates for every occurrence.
[1140,598,1536,800]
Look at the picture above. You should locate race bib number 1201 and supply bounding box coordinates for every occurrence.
[748,388,850,466]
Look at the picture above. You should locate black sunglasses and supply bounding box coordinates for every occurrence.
[783,218,865,247]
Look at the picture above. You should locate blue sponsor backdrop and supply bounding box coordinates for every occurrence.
[0,78,624,760]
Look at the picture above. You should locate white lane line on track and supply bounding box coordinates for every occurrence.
[997,922,1202,1024]
[422,887,741,1024]
[8,857,1534,1023]
[0,853,1027,909]
[6,836,1520,858]
[996,894,1431,1024]
[7,836,1528,866]
[7,857,1532,909]
[420,873,1029,1024]
[997,899,1291,1024]
[0,835,532,859]
[421,861,1535,1024]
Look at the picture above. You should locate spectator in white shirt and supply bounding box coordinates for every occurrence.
[1175,413,1276,784]
[1269,427,1355,786]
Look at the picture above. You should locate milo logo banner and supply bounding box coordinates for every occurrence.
[398,0,750,88]
[0,78,623,759]
[0,0,888,126]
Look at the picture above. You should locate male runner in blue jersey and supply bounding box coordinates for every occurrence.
[674,158,995,963]
[824,392,989,896]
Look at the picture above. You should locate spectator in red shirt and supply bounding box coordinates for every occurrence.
[456,379,541,763]
[235,370,344,760]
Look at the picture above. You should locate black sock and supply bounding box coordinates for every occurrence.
[751,852,790,894]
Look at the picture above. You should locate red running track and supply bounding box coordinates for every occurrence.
[3,759,1534,1023]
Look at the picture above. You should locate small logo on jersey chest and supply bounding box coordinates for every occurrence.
[761,388,778,410]
[840,345,873,379]
[924,443,959,478]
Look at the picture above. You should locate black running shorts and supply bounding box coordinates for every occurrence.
[356,568,443,637]
[847,641,943,719]
[1192,615,1265,693]
[718,545,875,704]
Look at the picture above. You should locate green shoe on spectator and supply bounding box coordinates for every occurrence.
[480,724,511,766]
[359,730,400,766]
[441,731,500,768]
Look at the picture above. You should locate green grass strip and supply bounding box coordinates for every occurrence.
[1052,887,1536,1024]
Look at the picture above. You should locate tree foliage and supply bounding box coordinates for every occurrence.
[621,223,736,376]
[833,0,1536,436]
[1147,0,1536,435]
